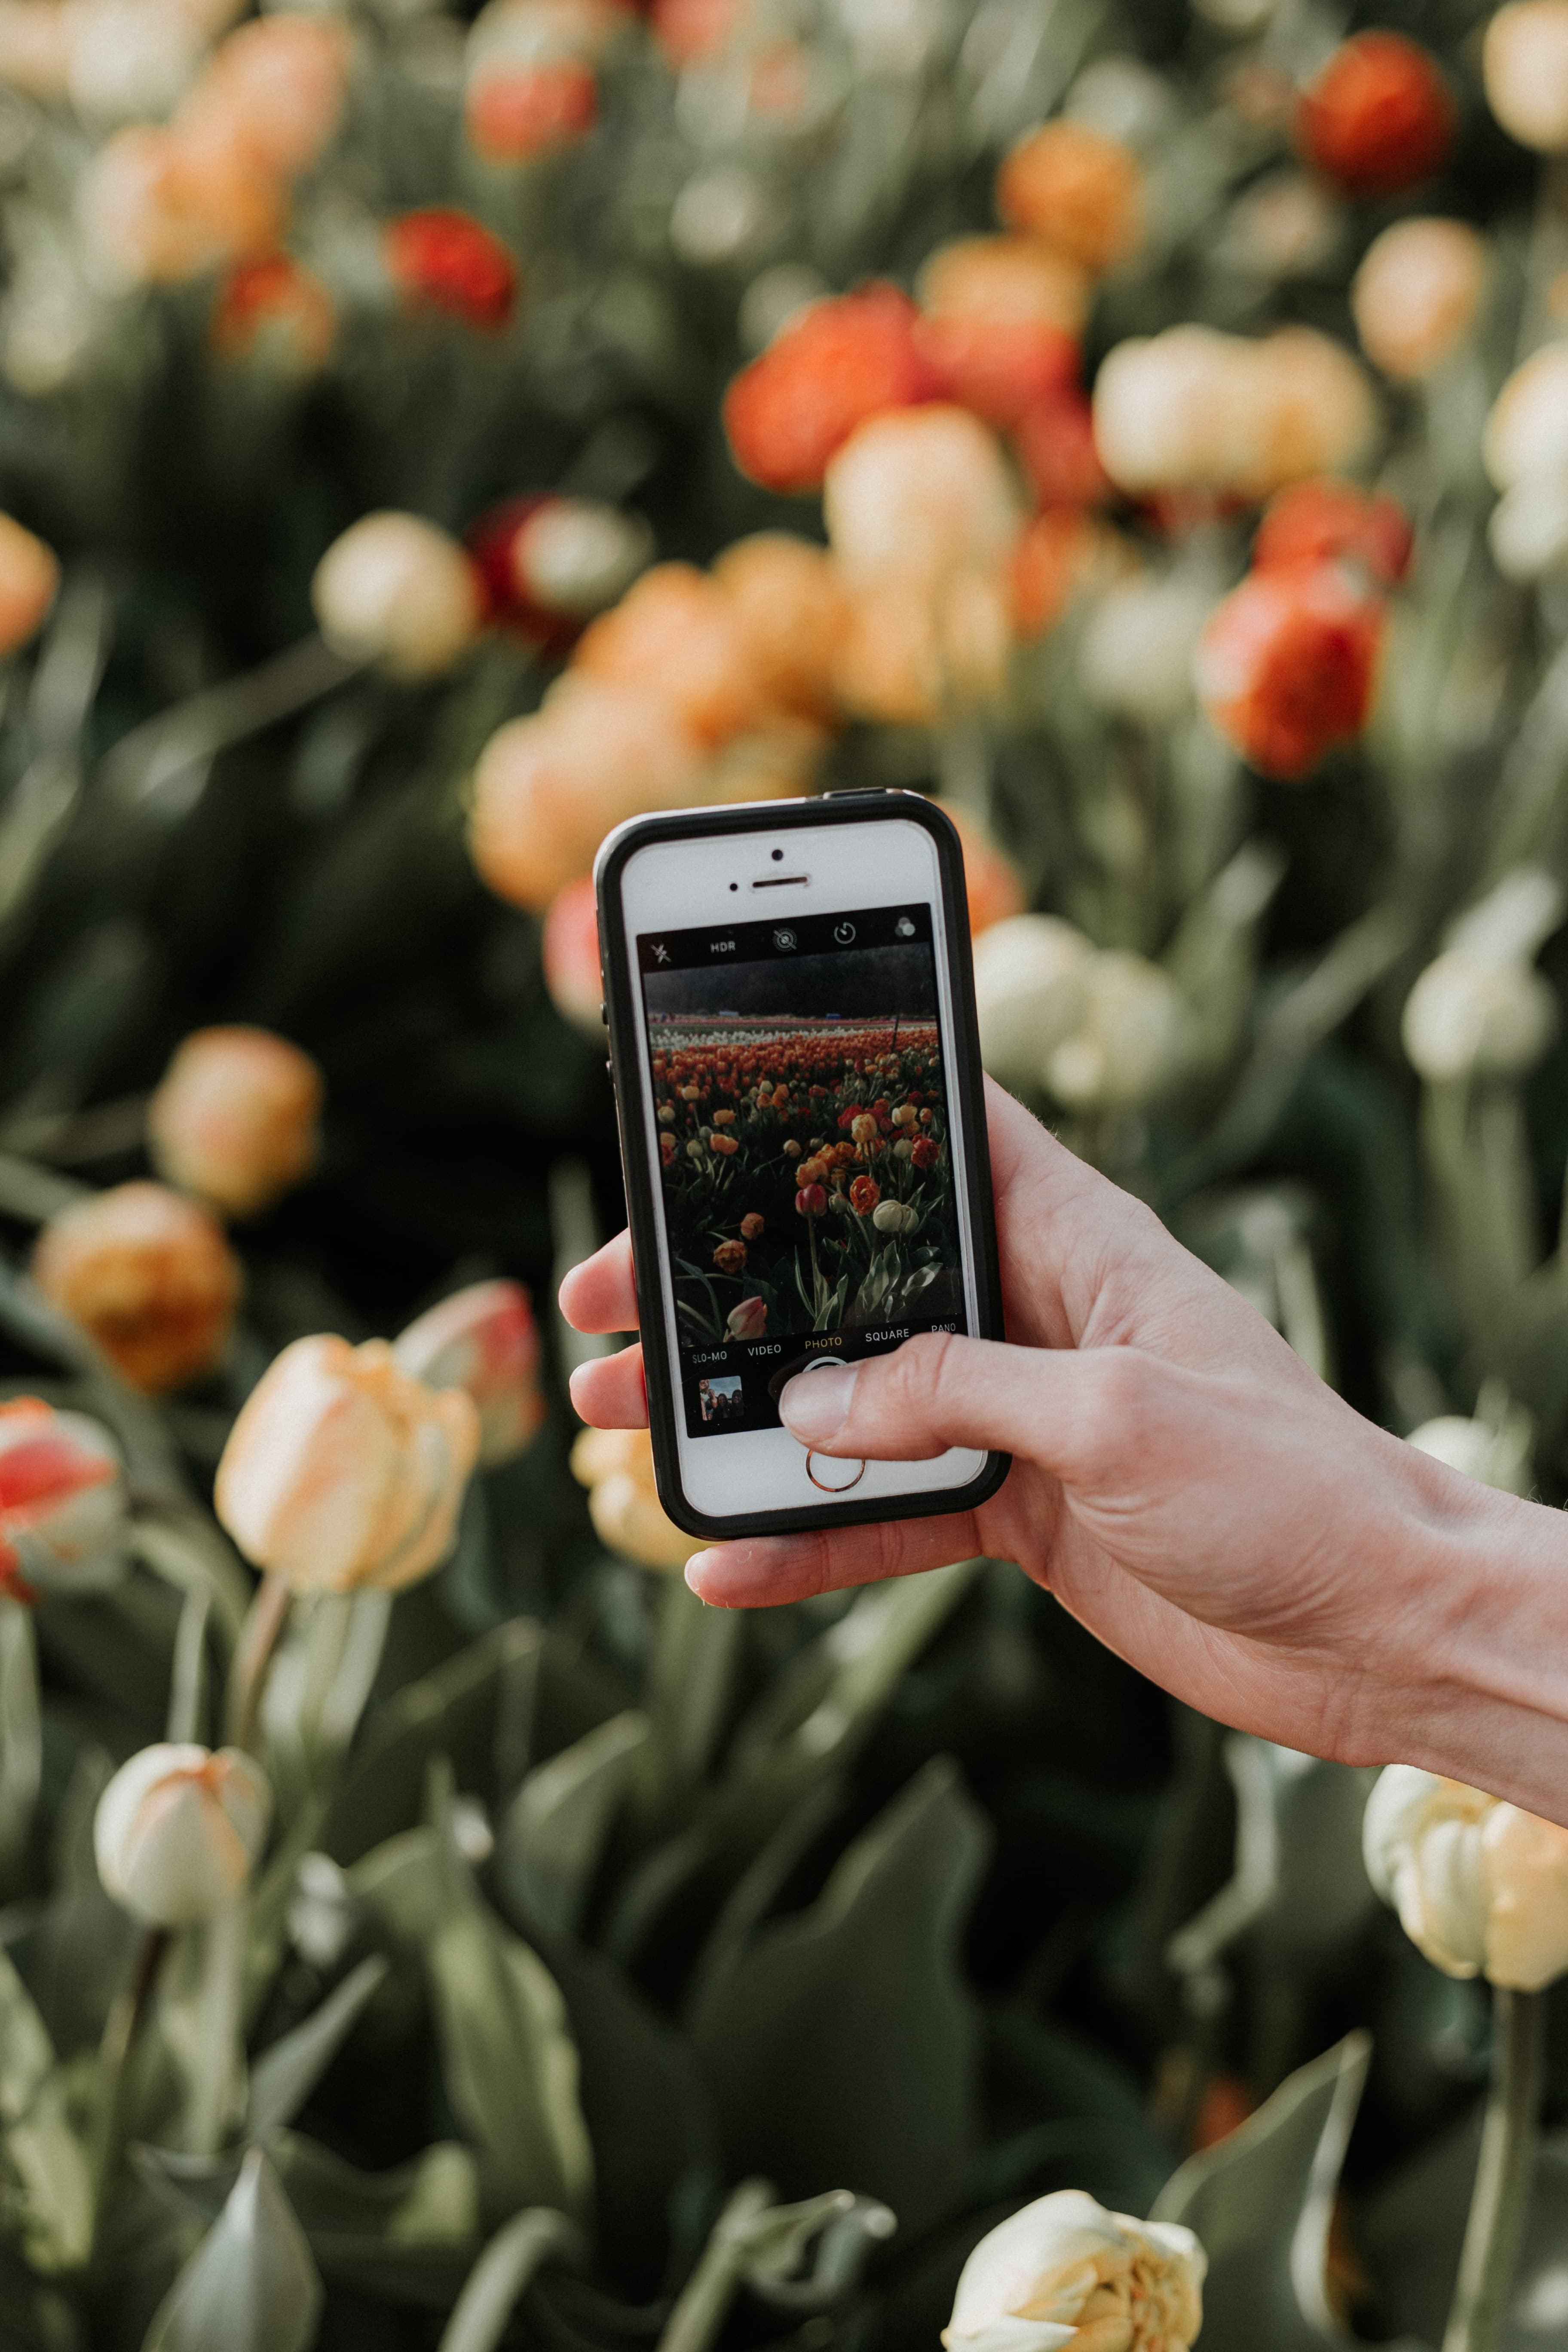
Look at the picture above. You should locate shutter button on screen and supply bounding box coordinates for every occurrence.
[795,1357,866,1494]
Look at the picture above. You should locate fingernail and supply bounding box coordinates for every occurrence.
[778,1363,858,1444]
[685,1553,715,1593]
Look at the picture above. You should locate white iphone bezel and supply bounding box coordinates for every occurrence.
[616,810,988,1523]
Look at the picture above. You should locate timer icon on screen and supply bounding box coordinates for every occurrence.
[833,922,856,944]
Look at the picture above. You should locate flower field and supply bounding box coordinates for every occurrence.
[0,0,1566,2349]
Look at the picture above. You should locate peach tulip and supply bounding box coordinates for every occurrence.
[573,561,768,746]
[184,11,351,183]
[0,1397,125,1598]
[570,1424,689,1570]
[996,120,1144,276]
[95,1741,271,1927]
[1352,218,1488,382]
[944,2190,1203,2352]
[711,533,846,723]
[83,120,285,286]
[1484,0,1568,151]
[824,405,1023,590]
[32,1182,240,1393]
[0,514,58,658]
[215,1335,481,1593]
[312,512,483,682]
[394,1279,546,1467]
[1364,1767,1568,1990]
[148,1025,323,1221]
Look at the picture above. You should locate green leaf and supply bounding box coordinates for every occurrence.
[0,1600,42,1891]
[1151,2033,1372,2351]
[141,2148,322,2352]
[245,1955,390,2141]
[0,1945,95,2274]
[688,1757,988,2233]
[492,1710,649,1940]
[436,2208,582,2352]
[427,1901,594,2220]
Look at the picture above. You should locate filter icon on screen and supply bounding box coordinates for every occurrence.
[773,928,797,950]
[895,915,916,938]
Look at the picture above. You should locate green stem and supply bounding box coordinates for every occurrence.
[225,1571,291,1756]
[1442,1986,1546,2352]
[187,1897,247,2159]
[655,2180,773,2352]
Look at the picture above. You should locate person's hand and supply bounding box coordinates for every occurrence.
[562,1079,1565,1810]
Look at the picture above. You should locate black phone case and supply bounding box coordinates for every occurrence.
[594,790,1010,1542]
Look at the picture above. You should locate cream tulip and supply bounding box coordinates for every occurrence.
[95,1742,271,1927]
[1046,953,1191,1112]
[1352,218,1488,381]
[1401,951,1556,1081]
[943,2189,1204,2352]
[1483,343,1568,491]
[147,1025,323,1221]
[972,916,1093,1092]
[1363,1766,1568,1991]
[823,404,1024,589]
[311,512,484,681]
[1483,0,1568,151]
[570,1424,689,1572]
[215,1335,481,1594]
[393,1279,546,1467]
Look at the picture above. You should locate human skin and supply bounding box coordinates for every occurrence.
[562,1078,1568,1826]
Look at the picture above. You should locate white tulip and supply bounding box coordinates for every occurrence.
[1483,0,1568,151]
[943,2189,1204,2352]
[1489,472,1568,582]
[1079,574,1213,723]
[1045,952,1190,1112]
[95,1743,272,1928]
[1484,343,1568,492]
[1408,1401,1533,1495]
[1401,951,1556,1081]
[311,512,483,681]
[972,916,1093,1091]
[1363,1766,1568,1991]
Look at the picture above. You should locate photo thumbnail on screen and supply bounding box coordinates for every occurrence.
[638,906,968,1438]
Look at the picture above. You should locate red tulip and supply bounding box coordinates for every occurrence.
[911,1136,940,1170]
[795,1184,828,1216]
[723,284,937,496]
[1295,33,1455,199]
[1253,478,1412,587]
[384,208,519,332]
[1195,563,1384,782]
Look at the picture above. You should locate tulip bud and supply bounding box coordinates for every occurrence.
[1195,563,1384,781]
[383,208,519,333]
[148,1025,323,1221]
[394,1280,545,1467]
[795,1183,828,1216]
[1484,0,1568,151]
[469,677,704,912]
[973,916,1093,1090]
[312,512,484,683]
[872,1199,918,1234]
[212,253,336,374]
[1045,951,1190,1112]
[943,2189,1204,2352]
[570,1424,689,1571]
[1483,343,1568,491]
[0,512,58,659]
[574,561,768,747]
[711,534,846,724]
[1363,1767,1568,1991]
[1294,33,1455,199]
[722,282,936,496]
[1401,952,1557,1080]
[95,1742,272,1928]
[0,1397,125,1598]
[995,121,1145,276]
[1352,219,1488,383]
[32,1182,241,1394]
[726,1295,766,1339]
[214,1335,481,1594]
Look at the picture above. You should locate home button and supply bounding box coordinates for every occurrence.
[806,1451,866,1493]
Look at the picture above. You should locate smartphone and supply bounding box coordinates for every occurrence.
[594,791,1008,1542]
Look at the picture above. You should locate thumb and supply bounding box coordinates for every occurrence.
[778,1330,1145,1479]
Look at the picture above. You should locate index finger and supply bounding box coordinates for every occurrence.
[684,1506,989,1607]
[558,1230,639,1333]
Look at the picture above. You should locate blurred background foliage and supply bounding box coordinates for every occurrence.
[3,0,1568,2346]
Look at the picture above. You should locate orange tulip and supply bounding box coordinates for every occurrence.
[32,1182,240,1393]
[996,120,1144,276]
[148,1024,323,1220]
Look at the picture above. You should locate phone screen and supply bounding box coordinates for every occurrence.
[636,902,970,1438]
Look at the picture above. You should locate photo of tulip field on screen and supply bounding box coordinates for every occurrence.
[5,0,1568,2348]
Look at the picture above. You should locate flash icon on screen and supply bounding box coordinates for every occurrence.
[895,915,916,938]
[652,943,670,964]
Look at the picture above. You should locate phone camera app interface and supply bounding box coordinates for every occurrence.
[637,906,968,1438]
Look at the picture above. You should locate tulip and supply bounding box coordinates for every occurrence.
[872,1199,918,1234]
[1045,953,1190,1112]
[570,1424,689,1571]
[1484,343,1568,493]
[995,121,1145,276]
[1014,383,1110,512]
[95,1742,272,1928]
[710,1133,739,1156]
[465,0,624,162]
[32,1181,241,1394]
[0,1397,125,1599]
[973,914,1093,1089]
[943,2189,1204,2352]
[574,562,768,746]
[910,1135,940,1168]
[84,121,285,286]
[1401,952,1557,1081]
[184,11,350,182]
[1251,477,1412,588]
[1409,1408,1534,1496]
[214,1335,481,1594]
[470,495,652,646]
[944,805,1027,936]
[650,0,742,66]
[542,876,605,1041]
[1010,511,1102,642]
[726,1295,767,1339]
[211,252,336,374]
[1352,218,1488,383]
[824,405,1023,591]
[740,1213,765,1239]
[1484,0,1568,150]
[1363,1767,1568,1991]
[832,569,1013,726]
[312,512,484,682]
[915,236,1087,430]
[1093,327,1375,501]
[383,208,519,332]
[795,1184,827,1216]
[1295,33,1455,198]
[148,1025,323,1221]
[713,1239,747,1273]
[1079,573,1215,725]
[723,282,936,495]
[0,513,58,658]
[711,534,846,723]
[469,676,704,911]
[848,1175,880,1213]
[1194,562,1384,781]
[0,1,72,98]
[393,1280,546,1467]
